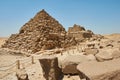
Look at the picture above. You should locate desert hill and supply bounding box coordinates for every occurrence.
[104,33,120,40]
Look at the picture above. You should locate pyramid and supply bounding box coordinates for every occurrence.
[19,9,66,34]
[2,9,76,53]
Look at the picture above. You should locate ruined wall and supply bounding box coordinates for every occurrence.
[68,24,93,40]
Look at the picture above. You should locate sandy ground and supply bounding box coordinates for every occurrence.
[104,33,120,41]
[0,49,82,80]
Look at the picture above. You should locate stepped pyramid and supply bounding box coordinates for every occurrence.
[2,9,76,53]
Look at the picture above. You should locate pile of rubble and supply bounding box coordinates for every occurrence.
[2,9,76,53]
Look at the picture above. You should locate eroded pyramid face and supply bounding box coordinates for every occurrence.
[2,9,76,53]
[19,9,66,34]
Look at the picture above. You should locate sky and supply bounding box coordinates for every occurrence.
[0,0,120,37]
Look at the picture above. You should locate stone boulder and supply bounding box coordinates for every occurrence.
[101,40,114,48]
[112,50,120,59]
[95,49,120,62]
[86,54,97,61]
[83,48,99,55]
[77,58,120,80]
[95,50,113,62]
[109,48,120,59]
[39,56,62,80]
[16,69,29,80]
[61,55,89,74]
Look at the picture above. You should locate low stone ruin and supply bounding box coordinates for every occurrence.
[68,24,85,32]
[67,24,94,40]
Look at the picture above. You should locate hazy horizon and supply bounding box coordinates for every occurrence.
[0,0,120,37]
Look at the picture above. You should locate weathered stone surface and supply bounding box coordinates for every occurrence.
[100,40,114,48]
[86,43,95,48]
[77,58,120,80]
[111,49,120,59]
[95,50,113,62]
[39,56,62,80]
[86,54,96,61]
[16,69,29,80]
[2,9,76,53]
[84,48,98,55]
[61,55,89,74]
[95,48,120,61]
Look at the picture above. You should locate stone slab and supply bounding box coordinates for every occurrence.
[77,58,120,80]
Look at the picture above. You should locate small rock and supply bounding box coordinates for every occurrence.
[16,69,29,80]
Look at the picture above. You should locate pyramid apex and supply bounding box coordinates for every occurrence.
[34,9,49,18]
[39,9,48,14]
[41,9,45,11]
[41,9,46,12]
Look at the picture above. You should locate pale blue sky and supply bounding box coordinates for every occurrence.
[0,0,120,37]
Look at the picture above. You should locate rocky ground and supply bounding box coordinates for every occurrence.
[0,34,120,80]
